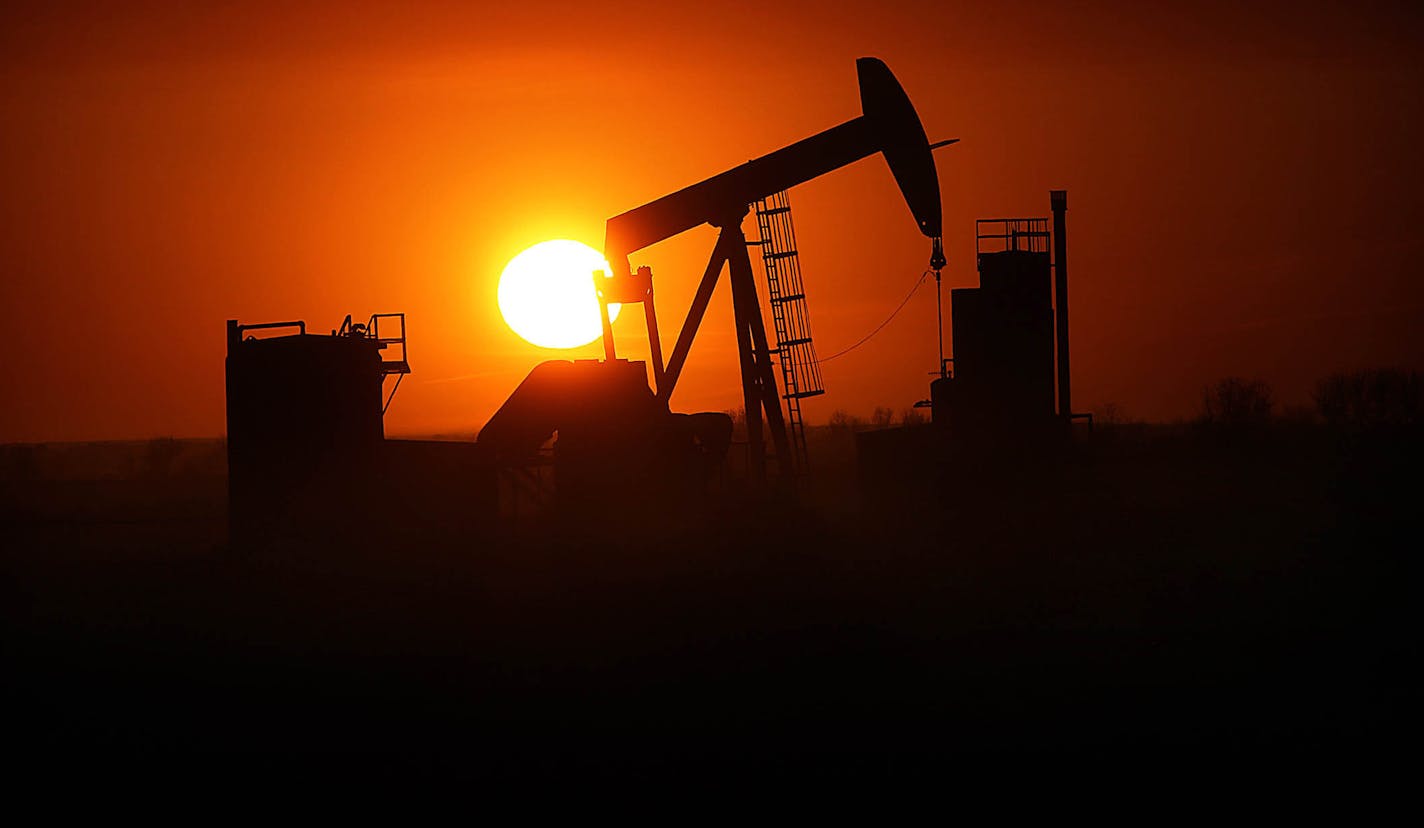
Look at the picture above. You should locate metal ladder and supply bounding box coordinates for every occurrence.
[753,190,824,475]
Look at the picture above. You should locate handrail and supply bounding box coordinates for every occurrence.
[238,320,305,337]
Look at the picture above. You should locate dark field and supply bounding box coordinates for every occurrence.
[2,426,1413,776]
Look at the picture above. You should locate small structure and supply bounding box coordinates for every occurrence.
[225,314,493,548]
[857,191,1083,500]
[930,190,1080,440]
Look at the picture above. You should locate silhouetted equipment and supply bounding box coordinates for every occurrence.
[754,190,823,474]
[858,191,1083,501]
[931,190,1079,439]
[932,235,948,378]
[949,218,1055,433]
[593,57,950,481]
[478,57,947,508]
[338,312,411,412]
[595,265,665,393]
[226,314,492,546]
[478,359,731,511]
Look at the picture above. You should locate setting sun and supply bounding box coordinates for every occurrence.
[497,240,620,349]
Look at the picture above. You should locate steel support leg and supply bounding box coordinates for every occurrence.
[726,226,791,482]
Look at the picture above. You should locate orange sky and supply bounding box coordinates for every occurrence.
[2,1,1422,442]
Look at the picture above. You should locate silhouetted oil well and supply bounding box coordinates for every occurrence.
[478,57,955,510]
[225,314,493,546]
[224,57,1085,530]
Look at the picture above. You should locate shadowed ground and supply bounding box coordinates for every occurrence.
[2,426,1412,777]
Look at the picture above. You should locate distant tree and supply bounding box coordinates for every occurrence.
[827,409,862,434]
[1200,377,1273,426]
[871,407,895,429]
[1313,369,1423,427]
[901,407,927,427]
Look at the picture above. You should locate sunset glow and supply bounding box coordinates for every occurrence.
[4,2,1416,770]
[1,3,1421,443]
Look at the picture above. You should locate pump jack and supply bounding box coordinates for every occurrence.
[481,58,952,500]
[595,57,953,480]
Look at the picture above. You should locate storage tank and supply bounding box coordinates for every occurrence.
[939,245,1055,437]
[225,319,386,545]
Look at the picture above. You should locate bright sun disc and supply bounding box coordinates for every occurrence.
[497,240,620,349]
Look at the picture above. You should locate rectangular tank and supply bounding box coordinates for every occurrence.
[945,249,1055,435]
[225,320,387,545]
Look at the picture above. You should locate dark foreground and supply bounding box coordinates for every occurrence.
[2,426,1413,778]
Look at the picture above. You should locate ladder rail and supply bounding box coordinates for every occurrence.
[753,190,821,475]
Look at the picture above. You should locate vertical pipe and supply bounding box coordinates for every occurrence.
[931,236,946,378]
[642,270,666,398]
[936,271,945,378]
[596,270,617,361]
[1051,189,1071,424]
